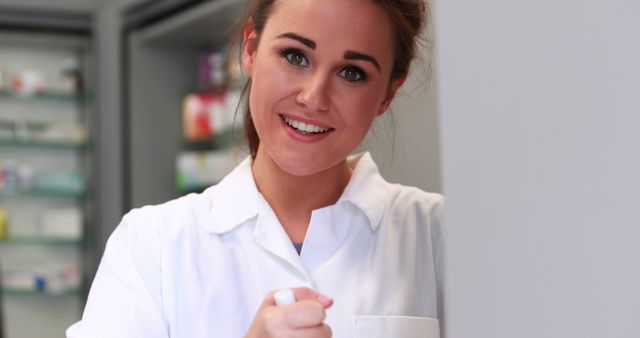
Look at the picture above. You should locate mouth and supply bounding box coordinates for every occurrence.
[279,114,335,135]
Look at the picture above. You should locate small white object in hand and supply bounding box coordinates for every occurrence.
[274,289,296,305]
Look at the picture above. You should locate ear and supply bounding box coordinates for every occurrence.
[241,21,259,77]
[376,74,407,116]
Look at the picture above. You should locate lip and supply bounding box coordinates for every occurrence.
[279,114,335,143]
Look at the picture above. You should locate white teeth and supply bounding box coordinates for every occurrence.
[305,124,314,133]
[283,116,330,134]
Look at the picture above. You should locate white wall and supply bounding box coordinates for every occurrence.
[435,0,640,337]
[362,22,441,193]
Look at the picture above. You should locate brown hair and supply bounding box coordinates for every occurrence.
[228,0,428,159]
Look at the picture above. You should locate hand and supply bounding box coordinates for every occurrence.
[245,287,334,338]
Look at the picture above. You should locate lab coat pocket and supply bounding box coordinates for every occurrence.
[353,315,440,338]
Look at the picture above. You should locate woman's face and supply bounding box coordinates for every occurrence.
[243,0,403,176]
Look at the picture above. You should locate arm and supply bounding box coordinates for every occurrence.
[67,210,168,338]
[431,196,446,337]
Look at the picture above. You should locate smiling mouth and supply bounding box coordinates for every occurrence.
[280,115,334,135]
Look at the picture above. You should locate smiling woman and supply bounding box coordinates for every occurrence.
[66,1,442,338]
[244,0,398,181]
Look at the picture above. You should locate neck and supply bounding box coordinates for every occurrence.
[251,147,351,243]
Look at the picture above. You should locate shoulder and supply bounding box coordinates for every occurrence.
[377,183,445,250]
[386,183,444,225]
[100,191,214,280]
[113,190,213,244]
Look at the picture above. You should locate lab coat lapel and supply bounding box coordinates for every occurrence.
[252,196,310,280]
[300,204,352,272]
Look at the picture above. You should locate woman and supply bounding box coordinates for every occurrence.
[67,0,443,337]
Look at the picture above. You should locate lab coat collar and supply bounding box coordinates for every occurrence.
[204,156,260,234]
[338,152,389,232]
[204,152,390,234]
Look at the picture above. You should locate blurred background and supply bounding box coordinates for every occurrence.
[0,0,439,336]
[1,0,639,338]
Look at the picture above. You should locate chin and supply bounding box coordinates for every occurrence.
[274,156,325,177]
[271,150,340,178]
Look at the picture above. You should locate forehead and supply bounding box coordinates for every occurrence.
[263,0,395,61]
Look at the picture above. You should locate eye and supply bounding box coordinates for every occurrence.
[281,48,309,67]
[338,66,367,82]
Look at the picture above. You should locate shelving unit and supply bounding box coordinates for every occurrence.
[0,30,93,338]
[125,0,247,208]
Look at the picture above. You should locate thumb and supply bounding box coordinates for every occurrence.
[266,287,333,308]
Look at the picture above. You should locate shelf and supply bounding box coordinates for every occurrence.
[0,187,85,198]
[178,184,214,195]
[0,89,86,103]
[1,286,82,297]
[0,138,87,149]
[182,127,240,150]
[0,237,84,245]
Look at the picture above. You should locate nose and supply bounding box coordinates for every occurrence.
[296,71,330,112]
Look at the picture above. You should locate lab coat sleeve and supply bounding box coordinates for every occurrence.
[66,208,168,338]
[431,196,446,337]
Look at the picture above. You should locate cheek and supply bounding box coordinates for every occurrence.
[337,88,387,145]
[337,88,386,122]
[252,53,293,90]
[249,60,294,116]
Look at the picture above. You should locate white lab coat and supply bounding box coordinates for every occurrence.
[67,152,444,338]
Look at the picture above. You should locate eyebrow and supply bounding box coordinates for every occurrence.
[344,50,381,72]
[277,32,316,49]
[277,32,381,72]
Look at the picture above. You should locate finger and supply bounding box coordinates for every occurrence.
[290,287,321,302]
[258,305,329,336]
[264,287,333,308]
[293,288,333,308]
[294,323,333,338]
[284,300,327,329]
